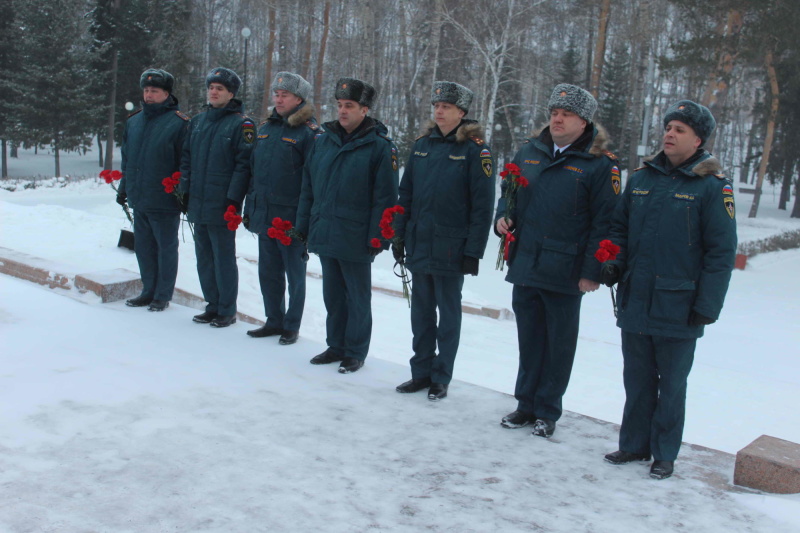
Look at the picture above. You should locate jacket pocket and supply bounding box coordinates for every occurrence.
[649,277,696,325]
[536,238,579,280]
[432,224,469,269]
[334,205,368,250]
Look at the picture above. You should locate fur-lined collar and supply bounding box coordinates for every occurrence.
[691,157,722,176]
[531,123,609,157]
[268,102,315,127]
[645,151,721,177]
[419,120,486,143]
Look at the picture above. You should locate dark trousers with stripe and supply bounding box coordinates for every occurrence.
[258,233,306,333]
[409,272,465,385]
[511,285,583,421]
[194,223,238,317]
[319,256,372,360]
[619,331,696,461]
[133,209,180,301]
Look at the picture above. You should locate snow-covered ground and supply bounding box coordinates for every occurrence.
[1,146,799,531]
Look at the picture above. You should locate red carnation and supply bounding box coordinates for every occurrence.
[381,227,395,240]
[370,238,382,248]
[223,205,242,230]
[594,239,620,263]
[110,170,122,181]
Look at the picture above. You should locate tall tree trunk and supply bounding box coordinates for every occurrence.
[791,180,800,218]
[589,0,611,98]
[54,137,61,177]
[778,158,791,210]
[261,5,277,121]
[300,3,313,80]
[103,0,121,171]
[97,134,103,168]
[749,49,779,218]
[313,1,330,109]
[1,139,6,178]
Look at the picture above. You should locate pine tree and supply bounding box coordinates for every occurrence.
[598,42,631,165]
[558,38,581,85]
[13,0,94,176]
[0,0,22,177]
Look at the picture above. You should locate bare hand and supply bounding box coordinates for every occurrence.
[578,278,600,293]
[496,218,514,235]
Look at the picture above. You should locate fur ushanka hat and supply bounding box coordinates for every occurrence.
[334,77,376,108]
[663,100,717,146]
[140,69,174,93]
[206,67,242,96]
[547,83,597,123]
[431,81,473,114]
[271,71,312,101]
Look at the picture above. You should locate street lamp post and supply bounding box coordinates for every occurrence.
[241,27,251,111]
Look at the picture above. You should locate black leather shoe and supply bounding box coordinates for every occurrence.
[428,383,448,401]
[310,349,344,365]
[531,418,556,438]
[650,460,674,480]
[126,295,153,307]
[147,300,169,312]
[500,410,536,429]
[604,450,652,465]
[338,357,364,374]
[193,311,218,324]
[210,315,237,328]
[247,324,283,338]
[396,377,432,393]
[279,331,299,345]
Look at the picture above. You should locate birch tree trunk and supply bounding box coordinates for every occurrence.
[749,49,779,218]
[589,0,611,98]
[313,1,331,107]
[260,5,277,120]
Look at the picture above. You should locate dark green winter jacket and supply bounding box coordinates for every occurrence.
[180,99,254,225]
[495,124,620,295]
[119,95,189,213]
[609,150,737,338]
[296,117,399,263]
[397,120,495,275]
[244,102,320,234]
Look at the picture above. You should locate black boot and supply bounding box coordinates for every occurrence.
[310,349,344,365]
[338,357,364,374]
[126,295,153,307]
[147,300,169,312]
[531,418,556,438]
[427,383,448,401]
[500,410,536,429]
[396,377,432,393]
[247,324,283,338]
[193,311,218,324]
[279,331,299,345]
[604,450,651,465]
[210,315,237,328]
[650,460,674,480]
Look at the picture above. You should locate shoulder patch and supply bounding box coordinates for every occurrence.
[603,149,618,161]
[175,111,189,121]
[480,147,491,158]
[611,165,621,195]
[305,120,319,131]
[469,136,484,146]
[242,120,256,144]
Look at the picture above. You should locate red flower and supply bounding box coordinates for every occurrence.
[499,162,522,179]
[279,235,292,246]
[370,238,382,248]
[594,239,620,263]
[223,205,242,230]
[594,248,611,263]
[267,227,279,239]
[515,176,529,187]
[381,227,395,240]
[110,170,122,181]
[503,232,516,261]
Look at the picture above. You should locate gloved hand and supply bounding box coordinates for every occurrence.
[600,263,620,287]
[242,215,250,230]
[688,310,716,327]
[179,193,190,214]
[227,199,241,213]
[392,242,405,263]
[116,193,127,206]
[461,255,479,276]
[368,246,382,257]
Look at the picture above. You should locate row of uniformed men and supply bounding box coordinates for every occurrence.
[118,66,736,481]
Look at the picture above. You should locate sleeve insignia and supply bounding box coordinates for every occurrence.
[479,148,491,158]
[724,195,735,219]
[722,184,734,196]
[242,120,255,144]
[306,120,319,131]
[470,136,485,146]
[482,158,492,177]
[611,165,621,195]
[391,154,398,171]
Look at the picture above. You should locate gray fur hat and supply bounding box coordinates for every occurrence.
[206,67,242,96]
[663,100,716,146]
[271,71,312,101]
[548,83,597,123]
[334,77,376,108]
[431,81,473,113]
[140,68,174,93]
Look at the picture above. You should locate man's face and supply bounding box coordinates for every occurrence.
[662,120,702,166]
[207,82,234,108]
[337,99,367,133]
[549,108,587,147]
[143,86,169,105]
[433,102,465,134]
[273,90,303,117]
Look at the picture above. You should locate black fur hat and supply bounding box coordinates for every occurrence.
[431,81,473,113]
[663,100,716,146]
[140,69,174,93]
[334,77,376,108]
[548,83,597,123]
[206,67,242,96]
